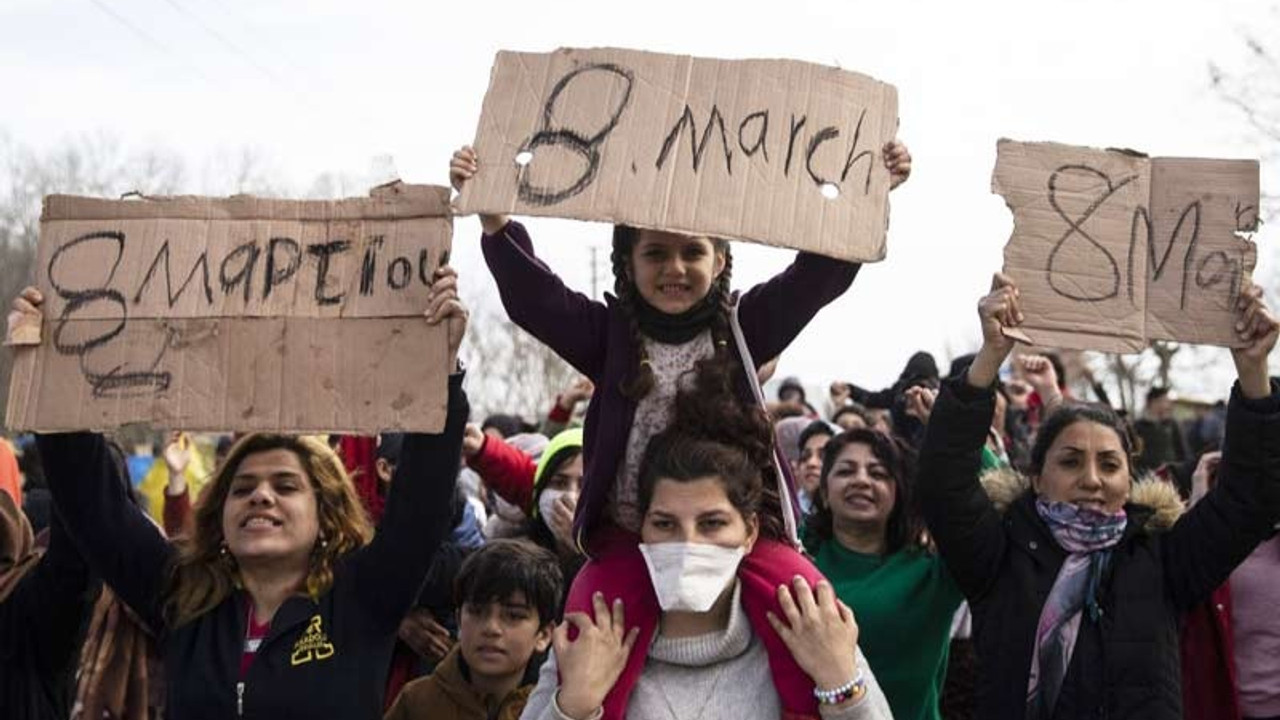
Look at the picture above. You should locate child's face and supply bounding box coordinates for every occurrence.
[629,230,726,316]
[458,591,552,682]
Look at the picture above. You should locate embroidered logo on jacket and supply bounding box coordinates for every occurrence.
[290,615,335,666]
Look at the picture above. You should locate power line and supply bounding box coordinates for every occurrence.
[204,0,308,78]
[158,0,387,141]
[160,0,284,85]
[85,0,225,89]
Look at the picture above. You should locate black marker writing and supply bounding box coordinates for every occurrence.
[656,105,733,174]
[360,236,384,296]
[134,240,214,307]
[220,241,262,304]
[48,230,171,396]
[1045,165,1135,302]
[307,240,351,306]
[517,63,635,206]
[264,237,302,300]
[738,111,769,161]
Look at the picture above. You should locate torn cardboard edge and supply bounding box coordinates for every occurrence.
[43,182,451,221]
[457,47,899,263]
[8,184,453,434]
[993,138,1259,354]
[33,186,453,324]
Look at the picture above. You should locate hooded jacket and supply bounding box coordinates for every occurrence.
[383,646,533,720]
[39,374,468,720]
[481,220,859,549]
[918,376,1280,720]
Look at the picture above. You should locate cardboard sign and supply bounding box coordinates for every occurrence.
[993,140,1259,353]
[5,183,453,433]
[457,47,899,263]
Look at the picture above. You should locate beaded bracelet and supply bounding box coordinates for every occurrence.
[813,672,867,705]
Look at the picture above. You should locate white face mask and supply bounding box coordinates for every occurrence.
[639,542,746,612]
[538,489,578,543]
[537,488,569,521]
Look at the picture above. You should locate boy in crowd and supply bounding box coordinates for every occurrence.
[384,539,563,720]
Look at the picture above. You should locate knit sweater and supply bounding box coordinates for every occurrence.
[808,538,963,720]
[612,332,713,531]
[519,584,892,720]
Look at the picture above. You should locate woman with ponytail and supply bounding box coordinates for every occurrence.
[451,142,910,720]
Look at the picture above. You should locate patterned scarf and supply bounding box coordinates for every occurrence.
[1026,499,1127,720]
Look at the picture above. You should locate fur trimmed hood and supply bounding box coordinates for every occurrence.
[978,466,1185,532]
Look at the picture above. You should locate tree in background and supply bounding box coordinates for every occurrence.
[1077,33,1280,416]
[0,132,283,431]
[0,132,187,426]
[457,293,578,423]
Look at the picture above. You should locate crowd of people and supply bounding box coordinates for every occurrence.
[0,138,1277,720]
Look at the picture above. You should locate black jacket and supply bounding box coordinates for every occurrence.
[39,373,468,720]
[0,510,99,720]
[918,377,1280,720]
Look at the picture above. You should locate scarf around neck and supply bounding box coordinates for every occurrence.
[632,293,719,345]
[1026,498,1127,720]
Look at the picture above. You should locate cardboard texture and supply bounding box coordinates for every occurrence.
[993,140,1259,353]
[5,183,454,433]
[457,47,899,262]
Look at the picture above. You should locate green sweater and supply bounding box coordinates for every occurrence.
[808,537,964,720]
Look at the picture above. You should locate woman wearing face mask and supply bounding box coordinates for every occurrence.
[454,143,910,719]
[521,426,892,720]
[13,270,470,719]
[917,273,1280,720]
[804,428,963,720]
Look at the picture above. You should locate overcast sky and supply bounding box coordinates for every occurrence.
[2,0,1275,402]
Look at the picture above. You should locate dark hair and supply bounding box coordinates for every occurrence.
[778,377,806,403]
[526,445,584,546]
[637,429,765,535]
[455,539,564,627]
[797,420,837,456]
[805,428,922,555]
[481,414,526,439]
[1145,386,1171,404]
[614,225,785,537]
[1044,352,1067,391]
[831,403,873,428]
[611,225,734,400]
[1030,402,1136,478]
[376,433,404,463]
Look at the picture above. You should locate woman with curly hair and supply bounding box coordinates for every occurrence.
[14,268,469,720]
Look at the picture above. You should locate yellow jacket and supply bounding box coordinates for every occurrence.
[138,455,209,526]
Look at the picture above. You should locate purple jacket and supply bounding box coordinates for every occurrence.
[481,220,860,550]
